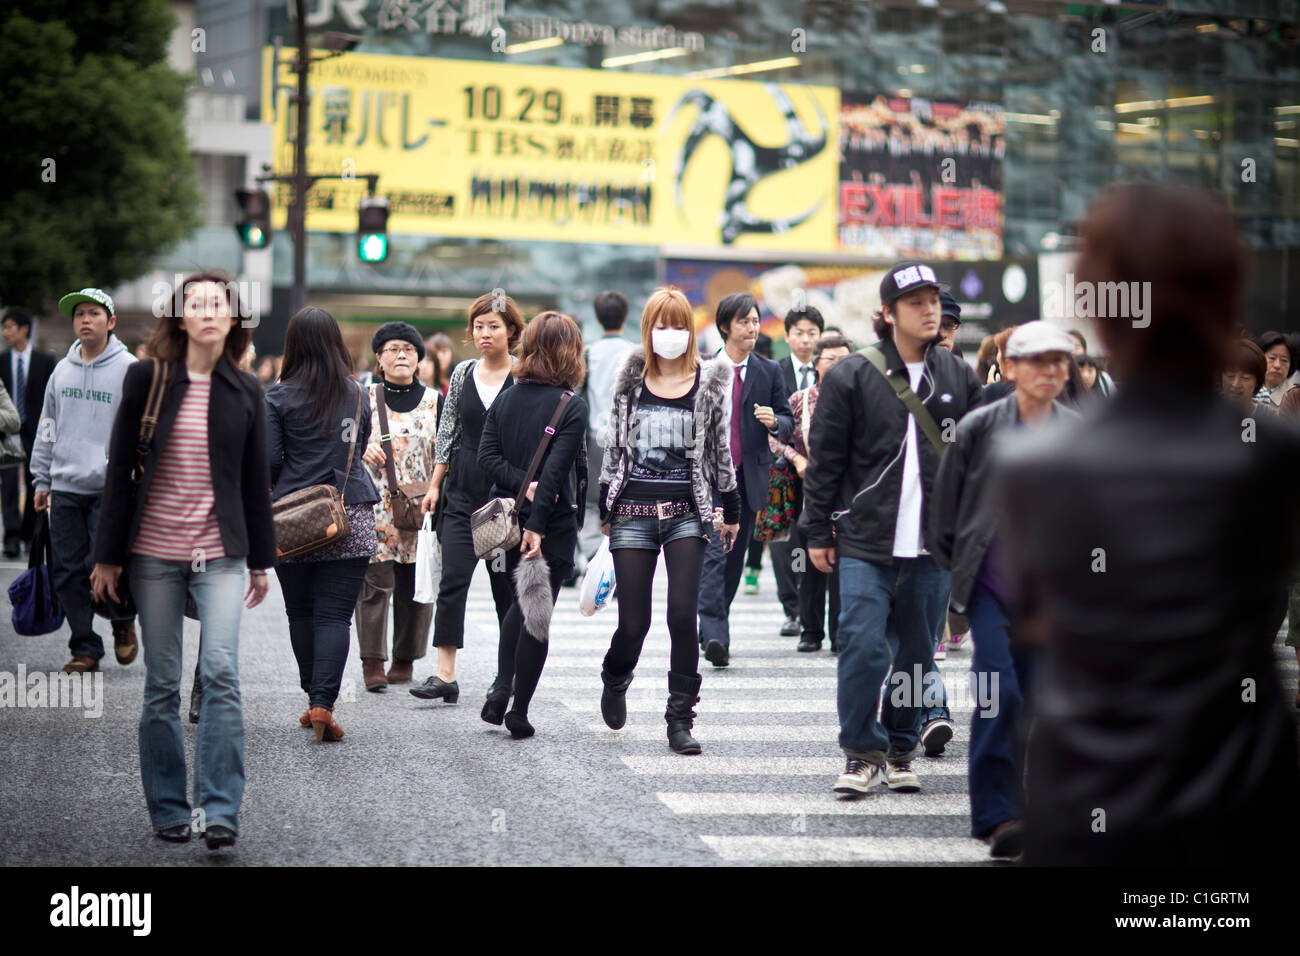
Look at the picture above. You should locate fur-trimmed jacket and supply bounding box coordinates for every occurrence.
[599,347,740,526]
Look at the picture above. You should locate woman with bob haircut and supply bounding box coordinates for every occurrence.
[476,310,588,739]
[595,287,740,755]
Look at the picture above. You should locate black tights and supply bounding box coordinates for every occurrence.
[605,537,706,677]
[496,561,569,717]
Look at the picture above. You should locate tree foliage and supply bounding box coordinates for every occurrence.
[0,0,199,312]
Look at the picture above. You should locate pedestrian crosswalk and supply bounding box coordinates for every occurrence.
[470,558,990,865]
[466,560,1300,866]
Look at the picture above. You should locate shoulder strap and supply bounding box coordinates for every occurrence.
[512,389,574,511]
[339,384,363,502]
[374,383,402,496]
[800,390,812,453]
[131,360,171,484]
[861,346,947,455]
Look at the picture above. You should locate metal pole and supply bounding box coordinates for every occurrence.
[291,0,309,316]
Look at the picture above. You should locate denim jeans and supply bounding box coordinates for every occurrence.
[608,507,704,551]
[923,583,952,725]
[276,557,370,709]
[966,581,1037,837]
[131,555,247,834]
[836,555,950,763]
[49,491,133,658]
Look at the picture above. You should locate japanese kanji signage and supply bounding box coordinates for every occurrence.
[838,93,1005,260]
[262,49,840,250]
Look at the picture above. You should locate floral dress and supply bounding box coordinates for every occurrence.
[364,385,439,564]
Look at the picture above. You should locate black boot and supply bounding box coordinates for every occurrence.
[600,664,635,730]
[188,664,202,724]
[665,671,702,755]
[481,675,511,726]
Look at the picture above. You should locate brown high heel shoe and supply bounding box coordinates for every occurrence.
[309,707,344,742]
[299,710,312,728]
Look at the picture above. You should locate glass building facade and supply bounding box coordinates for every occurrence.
[194,0,1300,356]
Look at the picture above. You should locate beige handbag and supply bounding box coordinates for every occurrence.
[469,390,573,559]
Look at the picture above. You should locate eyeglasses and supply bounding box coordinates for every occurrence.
[381,345,417,357]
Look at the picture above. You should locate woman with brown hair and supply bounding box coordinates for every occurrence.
[90,272,274,849]
[410,294,524,704]
[476,311,588,739]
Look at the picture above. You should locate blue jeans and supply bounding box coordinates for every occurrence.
[49,491,133,658]
[276,558,370,709]
[836,555,950,763]
[923,584,952,724]
[608,507,704,551]
[966,581,1036,837]
[131,555,247,834]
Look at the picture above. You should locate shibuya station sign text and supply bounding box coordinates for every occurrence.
[296,1,705,51]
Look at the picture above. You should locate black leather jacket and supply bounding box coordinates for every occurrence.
[995,380,1300,864]
[799,337,984,562]
[926,393,1080,613]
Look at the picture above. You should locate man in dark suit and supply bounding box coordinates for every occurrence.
[698,292,794,667]
[770,306,825,635]
[1,307,58,557]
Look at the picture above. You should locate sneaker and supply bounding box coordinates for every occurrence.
[779,616,800,636]
[743,568,759,595]
[884,760,921,792]
[921,717,954,757]
[61,655,99,673]
[947,631,969,650]
[113,623,138,665]
[833,758,883,796]
[933,641,947,661]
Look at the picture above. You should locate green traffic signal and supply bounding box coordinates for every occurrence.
[237,222,269,249]
[358,232,388,263]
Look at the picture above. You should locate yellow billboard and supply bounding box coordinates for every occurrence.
[262,49,839,250]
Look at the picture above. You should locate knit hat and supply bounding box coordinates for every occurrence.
[371,321,425,359]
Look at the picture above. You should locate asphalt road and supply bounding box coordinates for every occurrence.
[1,553,1297,867]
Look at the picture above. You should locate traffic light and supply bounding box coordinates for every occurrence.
[234,187,272,249]
[357,196,389,263]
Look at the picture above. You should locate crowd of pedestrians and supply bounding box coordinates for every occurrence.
[5,184,1298,862]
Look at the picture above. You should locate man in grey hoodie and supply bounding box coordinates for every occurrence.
[31,288,138,673]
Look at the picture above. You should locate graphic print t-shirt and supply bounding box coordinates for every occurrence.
[623,370,699,502]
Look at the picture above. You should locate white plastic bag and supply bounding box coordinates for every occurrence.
[578,537,616,616]
[413,512,442,604]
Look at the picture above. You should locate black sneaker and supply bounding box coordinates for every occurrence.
[921,717,954,757]
[703,639,729,668]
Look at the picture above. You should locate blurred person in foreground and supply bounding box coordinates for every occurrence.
[995,184,1300,865]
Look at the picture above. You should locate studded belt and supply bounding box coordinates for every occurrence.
[613,499,694,520]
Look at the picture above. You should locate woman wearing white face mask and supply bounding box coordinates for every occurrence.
[596,288,740,755]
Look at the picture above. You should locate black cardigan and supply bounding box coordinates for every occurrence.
[478,380,587,567]
[94,357,276,570]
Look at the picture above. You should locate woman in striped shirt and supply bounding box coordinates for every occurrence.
[92,272,275,851]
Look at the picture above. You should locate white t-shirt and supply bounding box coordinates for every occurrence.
[473,363,504,408]
[892,361,927,558]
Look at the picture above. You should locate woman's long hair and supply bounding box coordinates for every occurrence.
[279,307,356,427]
[514,311,585,389]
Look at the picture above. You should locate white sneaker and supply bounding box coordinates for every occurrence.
[884,760,921,792]
[833,758,883,796]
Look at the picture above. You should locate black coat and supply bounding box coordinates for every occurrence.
[265,380,379,506]
[478,381,587,568]
[94,358,276,569]
[778,354,816,398]
[728,352,794,511]
[996,381,1300,865]
[0,347,57,448]
[926,393,1079,613]
[800,337,984,562]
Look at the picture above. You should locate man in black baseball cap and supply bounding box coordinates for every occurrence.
[937,292,961,353]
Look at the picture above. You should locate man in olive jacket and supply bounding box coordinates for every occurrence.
[800,262,982,798]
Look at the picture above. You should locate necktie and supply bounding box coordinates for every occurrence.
[730,364,743,470]
[14,356,25,425]
[798,365,810,391]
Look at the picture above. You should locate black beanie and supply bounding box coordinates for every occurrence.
[371,321,425,360]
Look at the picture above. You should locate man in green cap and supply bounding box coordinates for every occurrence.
[31,288,138,673]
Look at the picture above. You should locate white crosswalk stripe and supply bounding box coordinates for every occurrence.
[524,560,986,863]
